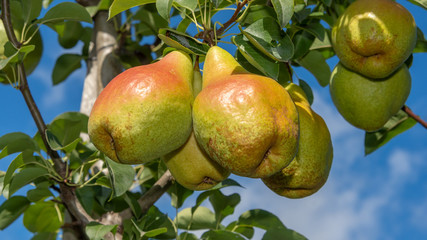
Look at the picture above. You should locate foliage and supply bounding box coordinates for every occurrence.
[0,0,426,239]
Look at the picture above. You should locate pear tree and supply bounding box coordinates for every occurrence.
[0,0,426,239]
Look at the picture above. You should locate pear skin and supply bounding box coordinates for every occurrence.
[163,132,230,191]
[202,46,248,88]
[331,0,416,79]
[193,73,299,178]
[329,63,411,132]
[262,83,333,199]
[88,51,194,164]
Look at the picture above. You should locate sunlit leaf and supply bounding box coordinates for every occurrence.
[0,196,30,230]
[109,0,155,19]
[175,206,216,230]
[9,166,50,197]
[201,230,246,240]
[158,28,210,55]
[86,222,117,240]
[39,2,92,24]
[157,0,173,21]
[23,201,63,233]
[105,157,135,197]
[0,132,39,159]
[271,0,294,28]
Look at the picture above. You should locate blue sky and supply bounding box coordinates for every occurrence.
[1,0,427,239]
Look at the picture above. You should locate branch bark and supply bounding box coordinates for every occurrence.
[402,105,427,129]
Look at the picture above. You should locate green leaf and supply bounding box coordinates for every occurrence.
[109,0,155,19]
[158,28,210,55]
[238,5,277,27]
[3,151,37,195]
[105,157,135,197]
[201,230,246,240]
[45,130,81,152]
[365,110,417,155]
[23,201,63,233]
[175,0,197,11]
[22,0,43,24]
[296,50,330,87]
[263,226,308,240]
[145,227,168,237]
[237,209,285,230]
[56,21,85,49]
[39,2,93,24]
[298,79,314,105]
[86,222,117,240]
[232,34,280,80]
[137,206,177,239]
[407,0,427,10]
[156,0,173,21]
[0,196,30,230]
[271,0,294,28]
[209,191,240,223]
[414,27,427,53]
[242,18,294,62]
[47,112,88,148]
[226,221,254,239]
[175,206,216,230]
[31,232,57,240]
[9,166,50,197]
[169,182,194,208]
[52,53,83,85]
[26,187,54,202]
[0,44,35,70]
[177,232,199,240]
[0,132,39,159]
[292,31,315,60]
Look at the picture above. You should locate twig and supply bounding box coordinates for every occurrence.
[194,0,249,44]
[402,105,427,129]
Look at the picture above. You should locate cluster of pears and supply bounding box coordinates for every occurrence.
[88,46,333,199]
[330,0,416,132]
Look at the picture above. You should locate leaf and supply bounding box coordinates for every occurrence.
[175,206,216,230]
[109,0,155,19]
[201,230,246,240]
[271,0,294,28]
[263,226,308,240]
[23,201,63,233]
[169,182,194,208]
[237,209,285,230]
[52,53,83,85]
[47,112,88,148]
[31,232,57,240]
[86,222,117,240]
[232,34,280,80]
[3,151,37,195]
[156,0,173,21]
[209,191,240,223]
[177,232,199,240]
[242,18,294,62]
[39,2,93,24]
[296,50,330,87]
[145,227,168,237]
[0,44,35,70]
[226,221,255,239]
[137,206,177,239]
[238,5,277,27]
[8,166,50,197]
[175,0,197,11]
[407,0,427,10]
[46,130,81,152]
[298,79,314,105]
[105,157,135,197]
[22,0,43,24]
[158,28,210,55]
[292,31,315,60]
[0,196,30,230]
[0,132,39,159]
[365,110,417,155]
[26,187,54,202]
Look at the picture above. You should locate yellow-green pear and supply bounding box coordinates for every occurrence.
[88,51,194,164]
[262,83,333,199]
[193,47,299,178]
[329,62,411,132]
[162,132,231,191]
[331,0,416,79]
[202,46,248,88]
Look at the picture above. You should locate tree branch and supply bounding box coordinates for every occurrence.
[194,0,249,44]
[402,105,427,129]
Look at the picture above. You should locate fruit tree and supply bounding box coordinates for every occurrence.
[0,0,426,239]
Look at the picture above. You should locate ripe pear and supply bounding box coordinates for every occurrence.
[329,62,411,132]
[262,83,333,199]
[88,51,194,164]
[162,132,231,191]
[331,0,416,79]
[193,47,299,178]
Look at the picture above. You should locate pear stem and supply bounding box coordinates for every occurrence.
[402,105,427,129]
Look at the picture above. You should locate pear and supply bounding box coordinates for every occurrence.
[329,62,411,132]
[331,0,416,79]
[193,47,299,178]
[202,46,248,88]
[162,132,231,191]
[88,51,194,164]
[262,83,333,199]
